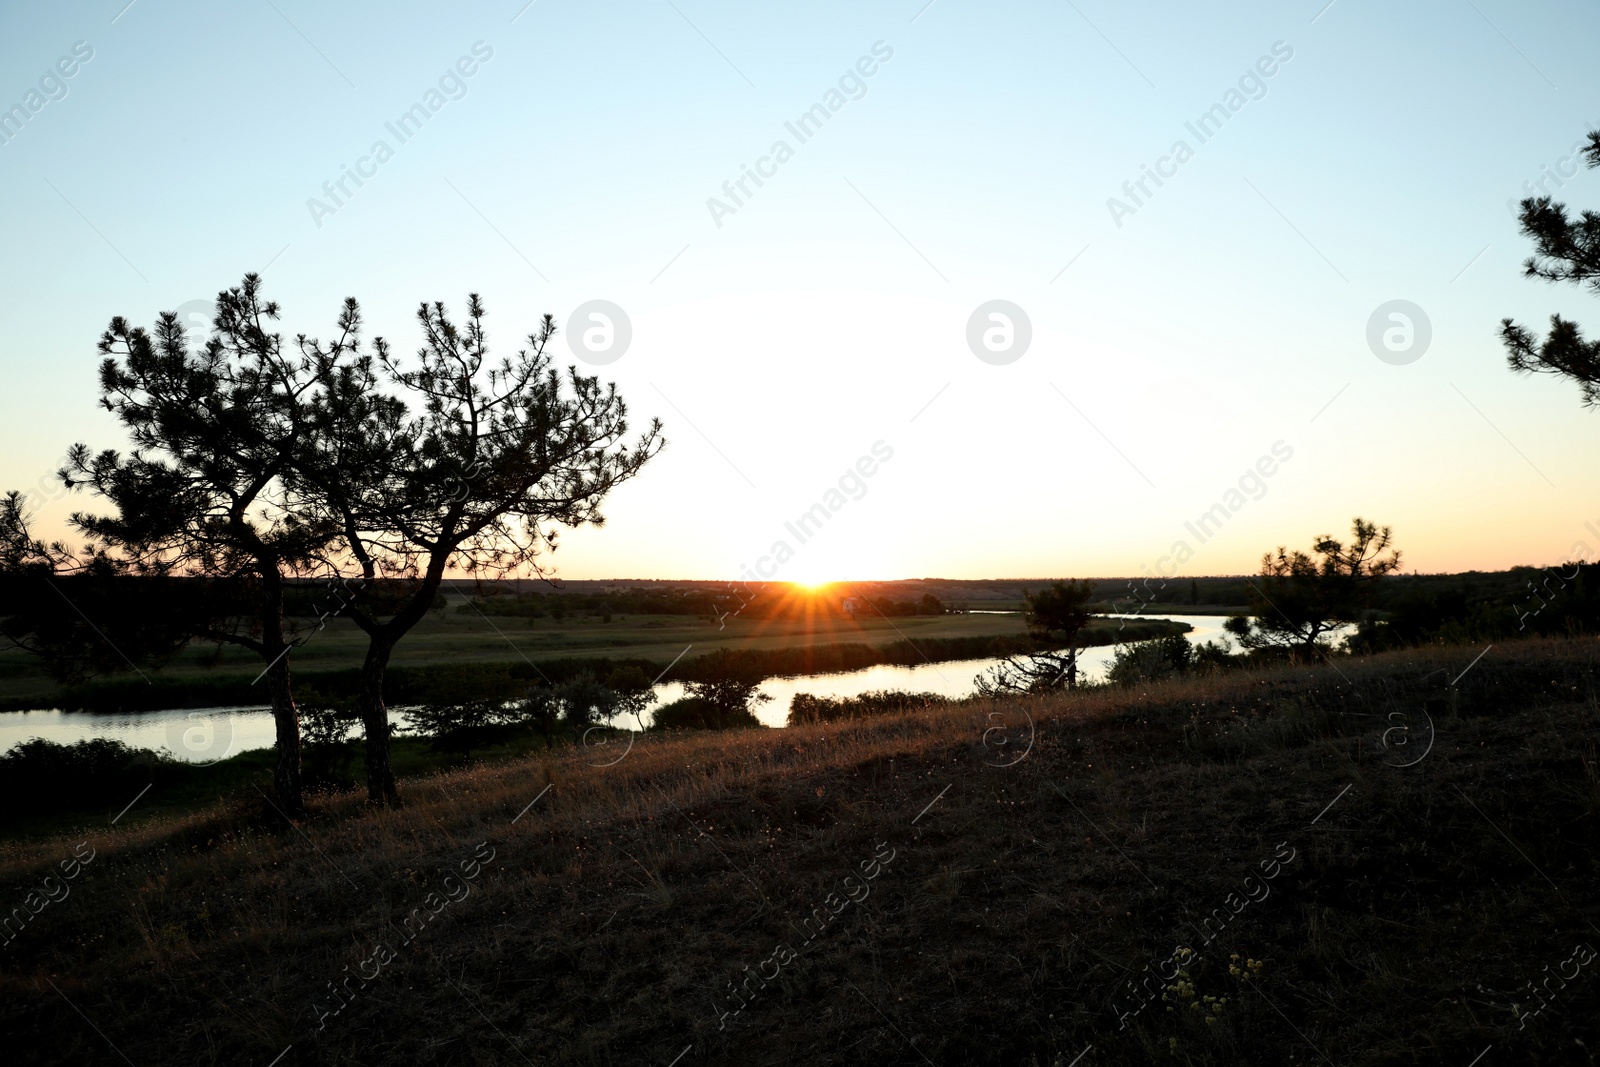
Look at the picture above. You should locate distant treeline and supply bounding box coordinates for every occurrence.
[281,581,447,617]
[1350,561,1600,650]
[10,570,1585,624]
[455,587,947,619]
[1088,568,1600,615]
[446,569,1600,616]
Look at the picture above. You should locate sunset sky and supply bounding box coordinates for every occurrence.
[2,0,1598,581]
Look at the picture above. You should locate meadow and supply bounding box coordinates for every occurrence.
[0,597,1185,712]
[1,635,1594,1065]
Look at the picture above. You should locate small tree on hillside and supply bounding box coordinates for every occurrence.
[1226,517,1401,656]
[295,296,664,804]
[605,665,659,731]
[683,650,771,720]
[976,579,1097,695]
[552,673,623,738]
[1106,632,1193,686]
[1502,130,1600,405]
[44,277,359,811]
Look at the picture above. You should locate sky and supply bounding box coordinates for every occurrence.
[2,0,1598,583]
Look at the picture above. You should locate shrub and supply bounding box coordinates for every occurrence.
[651,696,762,731]
[405,700,524,757]
[297,691,362,788]
[1107,634,1193,686]
[679,648,771,724]
[787,689,949,726]
[552,674,621,737]
[0,738,174,816]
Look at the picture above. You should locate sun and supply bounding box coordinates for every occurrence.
[784,568,835,591]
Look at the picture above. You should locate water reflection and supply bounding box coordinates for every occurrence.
[0,615,1255,757]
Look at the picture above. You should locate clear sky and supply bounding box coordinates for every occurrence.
[2,0,1598,582]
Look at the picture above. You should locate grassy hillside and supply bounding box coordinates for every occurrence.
[0,637,1596,1065]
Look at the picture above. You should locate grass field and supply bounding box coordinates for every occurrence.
[1,636,1595,1064]
[0,598,1037,705]
[0,603,1186,711]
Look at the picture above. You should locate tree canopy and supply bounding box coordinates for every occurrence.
[1225,517,1401,655]
[1502,129,1600,406]
[976,578,1098,695]
[292,294,664,803]
[11,276,368,810]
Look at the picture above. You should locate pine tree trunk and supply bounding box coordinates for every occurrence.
[264,649,304,813]
[360,638,399,805]
[258,570,303,815]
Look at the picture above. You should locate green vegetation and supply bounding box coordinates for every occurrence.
[0,275,664,810]
[0,610,1187,712]
[1105,632,1233,686]
[787,689,950,725]
[978,579,1099,694]
[1225,517,1403,654]
[651,696,762,731]
[1502,127,1600,407]
[459,585,947,619]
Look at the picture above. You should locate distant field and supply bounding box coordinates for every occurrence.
[0,599,1037,706]
[0,601,1202,710]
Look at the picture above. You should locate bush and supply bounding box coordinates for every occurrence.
[297,693,362,788]
[787,689,949,726]
[1191,638,1236,672]
[552,674,620,736]
[514,689,561,744]
[679,649,771,724]
[651,696,762,731]
[0,738,174,816]
[405,700,525,757]
[1106,634,1193,686]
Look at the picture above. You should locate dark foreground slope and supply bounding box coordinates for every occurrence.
[1,638,1597,1066]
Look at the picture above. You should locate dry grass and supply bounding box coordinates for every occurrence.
[1,638,1598,1065]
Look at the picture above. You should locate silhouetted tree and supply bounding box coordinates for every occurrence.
[551,673,622,738]
[674,647,771,726]
[43,277,357,812]
[1226,517,1401,656]
[295,296,663,804]
[406,699,521,758]
[976,579,1097,695]
[1503,130,1600,405]
[605,665,659,731]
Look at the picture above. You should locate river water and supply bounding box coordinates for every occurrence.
[0,615,1240,761]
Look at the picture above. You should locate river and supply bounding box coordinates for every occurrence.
[0,615,1244,760]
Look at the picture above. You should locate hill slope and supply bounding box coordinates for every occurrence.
[1,638,1597,1065]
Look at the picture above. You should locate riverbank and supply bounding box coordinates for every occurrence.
[0,636,1593,1064]
[0,616,1188,713]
